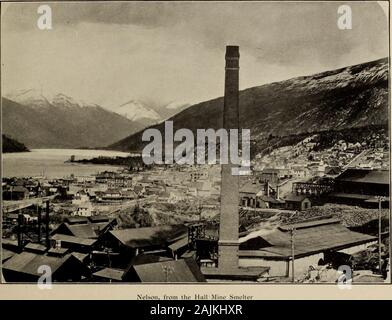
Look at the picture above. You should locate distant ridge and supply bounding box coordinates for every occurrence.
[109,58,388,153]
[2,95,146,149]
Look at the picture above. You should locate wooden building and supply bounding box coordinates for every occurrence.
[2,251,91,282]
[330,168,390,207]
[239,218,377,279]
[98,224,188,268]
[51,216,117,239]
[284,193,312,211]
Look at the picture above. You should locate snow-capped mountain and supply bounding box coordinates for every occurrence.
[116,100,161,124]
[6,88,52,109]
[5,90,97,109]
[113,99,190,125]
[164,101,190,110]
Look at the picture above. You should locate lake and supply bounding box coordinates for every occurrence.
[2,149,130,178]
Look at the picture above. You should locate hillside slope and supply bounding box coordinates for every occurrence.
[2,134,29,153]
[110,58,388,152]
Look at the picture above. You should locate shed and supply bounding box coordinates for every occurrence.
[284,193,311,211]
[2,252,91,282]
[51,233,97,253]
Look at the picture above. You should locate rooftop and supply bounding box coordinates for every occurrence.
[93,268,124,281]
[108,224,188,249]
[125,258,206,282]
[284,193,309,202]
[240,181,264,194]
[3,252,73,276]
[336,168,389,185]
[51,234,97,246]
[239,219,376,259]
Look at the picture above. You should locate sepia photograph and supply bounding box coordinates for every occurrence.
[1,1,390,286]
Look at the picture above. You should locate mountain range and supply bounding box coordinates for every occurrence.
[2,90,188,149]
[109,58,389,154]
[2,92,145,149]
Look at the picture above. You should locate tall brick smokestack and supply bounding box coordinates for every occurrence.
[218,45,240,271]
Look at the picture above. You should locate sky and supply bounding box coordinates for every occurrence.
[1,1,389,111]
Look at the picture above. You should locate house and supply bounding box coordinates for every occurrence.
[122,258,206,282]
[96,171,117,183]
[259,168,289,184]
[239,181,282,208]
[97,188,122,201]
[71,191,90,205]
[291,165,309,178]
[51,216,117,240]
[284,193,312,211]
[325,166,342,177]
[99,224,188,267]
[2,186,29,200]
[74,202,93,217]
[239,218,377,279]
[2,251,91,282]
[239,181,264,208]
[51,234,98,253]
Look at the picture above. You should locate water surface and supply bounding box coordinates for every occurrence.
[2,149,129,178]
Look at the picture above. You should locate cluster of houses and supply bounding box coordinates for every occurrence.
[1,209,206,283]
[2,166,223,219]
[2,177,68,200]
[239,165,389,211]
[1,205,383,282]
[254,130,388,181]
[2,147,389,282]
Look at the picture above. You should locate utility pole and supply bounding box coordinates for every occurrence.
[291,227,296,282]
[377,196,386,275]
[37,205,42,243]
[162,265,174,282]
[45,200,50,250]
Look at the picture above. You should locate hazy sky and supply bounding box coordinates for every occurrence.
[1,1,388,110]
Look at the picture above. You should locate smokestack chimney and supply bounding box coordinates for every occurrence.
[276,185,280,200]
[266,181,270,197]
[218,45,240,271]
[45,200,50,249]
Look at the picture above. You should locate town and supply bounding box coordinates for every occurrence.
[2,126,389,283]
[1,44,390,284]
